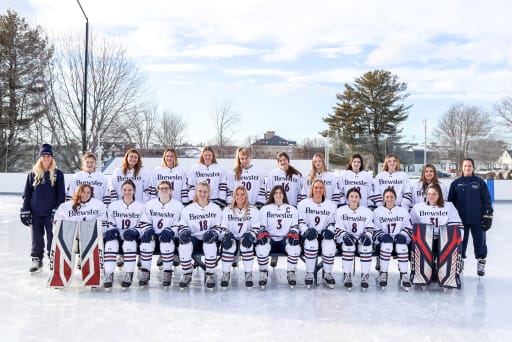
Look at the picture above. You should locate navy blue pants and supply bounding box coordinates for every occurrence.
[31,215,54,260]
[461,224,487,259]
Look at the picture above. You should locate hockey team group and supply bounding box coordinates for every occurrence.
[20,143,493,291]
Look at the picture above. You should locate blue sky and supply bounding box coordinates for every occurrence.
[3,0,512,146]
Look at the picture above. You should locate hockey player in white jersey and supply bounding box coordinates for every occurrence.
[187,146,228,209]
[178,181,223,289]
[338,153,374,207]
[226,147,266,208]
[219,185,260,288]
[150,148,189,205]
[138,180,184,287]
[55,185,107,222]
[411,164,448,205]
[66,152,110,204]
[256,185,300,288]
[103,180,145,289]
[302,153,340,204]
[297,179,337,288]
[266,152,303,207]
[373,154,412,208]
[335,188,375,289]
[373,187,413,289]
[109,148,152,203]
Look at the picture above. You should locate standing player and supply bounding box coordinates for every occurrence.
[226,147,266,208]
[21,143,66,274]
[103,180,145,289]
[187,146,228,209]
[178,181,223,289]
[109,148,152,203]
[256,185,300,288]
[335,188,374,290]
[219,185,260,288]
[67,152,110,204]
[138,180,184,287]
[150,148,189,205]
[297,179,337,288]
[302,153,340,204]
[373,154,412,208]
[448,158,493,276]
[338,153,374,207]
[373,187,412,289]
[411,164,448,205]
[266,152,303,207]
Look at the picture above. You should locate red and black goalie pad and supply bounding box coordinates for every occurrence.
[437,224,463,289]
[79,220,104,287]
[410,223,435,286]
[47,221,79,289]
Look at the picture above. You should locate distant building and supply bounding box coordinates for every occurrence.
[497,150,512,170]
[251,131,297,159]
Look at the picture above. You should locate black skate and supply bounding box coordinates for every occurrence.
[477,259,486,277]
[29,257,43,275]
[245,272,254,288]
[259,270,268,288]
[220,272,230,289]
[104,272,114,289]
[162,270,172,287]
[179,273,192,288]
[121,272,133,289]
[323,272,335,289]
[139,268,150,287]
[378,272,388,289]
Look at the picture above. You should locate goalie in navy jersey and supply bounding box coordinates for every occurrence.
[297,179,337,288]
[256,185,300,288]
[178,181,223,289]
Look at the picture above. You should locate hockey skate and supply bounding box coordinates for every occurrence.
[287,271,297,288]
[205,272,216,289]
[400,272,411,291]
[29,257,43,275]
[220,272,230,289]
[377,272,388,289]
[323,272,335,289]
[139,268,151,288]
[162,270,172,287]
[104,272,114,290]
[343,272,353,290]
[121,272,133,289]
[477,259,486,277]
[259,270,268,288]
[179,273,192,288]
[245,272,254,288]
[361,273,370,290]
[305,272,314,288]
[116,255,124,268]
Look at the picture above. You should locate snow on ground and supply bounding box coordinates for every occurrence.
[1,195,511,341]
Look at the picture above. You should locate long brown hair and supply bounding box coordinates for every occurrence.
[427,183,444,207]
[382,154,401,172]
[71,184,94,211]
[277,152,301,179]
[420,164,440,195]
[199,146,217,165]
[346,153,364,171]
[121,148,143,177]
[266,184,289,205]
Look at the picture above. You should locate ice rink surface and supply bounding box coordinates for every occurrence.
[1,195,511,341]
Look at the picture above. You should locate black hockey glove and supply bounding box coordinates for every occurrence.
[304,228,319,241]
[322,229,334,240]
[481,215,493,232]
[378,233,393,243]
[140,229,155,243]
[104,229,120,242]
[286,229,300,246]
[179,229,192,244]
[203,230,219,244]
[123,229,139,241]
[20,208,32,226]
[159,229,175,243]
[241,231,256,248]
[222,232,235,250]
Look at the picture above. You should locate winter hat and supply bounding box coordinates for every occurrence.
[39,143,53,157]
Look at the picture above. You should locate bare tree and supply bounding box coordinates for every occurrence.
[128,104,158,149]
[495,96,512,125]
[469,138,508,170]
[154,111,187,148]
[434,103,492,170]
[213,101,240,157]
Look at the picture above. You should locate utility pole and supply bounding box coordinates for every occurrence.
[423,120,427,166]
[76,0,89,154]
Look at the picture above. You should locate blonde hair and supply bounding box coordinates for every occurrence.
[308,153,327,185]
[161,148,178,167]
[193,181,211,203]
[234,147,250,181]
[229,185,250,216]
[32,157,57,187]
[382,154,401,172]
[308,179,326,201]
[81,151,97,171]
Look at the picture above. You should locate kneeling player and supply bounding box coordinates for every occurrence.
[178,181,222,289]
[335,188,374,290]
[138,181,184,287]
[373,187,412,289]
[297,179,337,288]
[255,185,300,288]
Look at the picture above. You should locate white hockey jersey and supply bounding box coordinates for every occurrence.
[106,199,145,234]
[266,169,303,207]
[410,201,462,236]
[226,165,266,205]
[179,202,222,240]
[139,198,184,235]
[338,170,374,207]
[411,181,449,205]
[151,166,189,204]
[54,198,107,222]
[302,172,340,204]
[220,205,260,239]
[109,167,152,203]
[66,171,110,203]
[259,203,298,241]
[335,205,374,242]
[373,171,412,208]
[373,205,412,236]
[187,163,227,203]
[297,198,336,235]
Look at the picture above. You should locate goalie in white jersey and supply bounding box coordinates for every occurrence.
[103,180,145,289]
[335,188,375,289]
[373,187,413,289]
[373,154,412,208]
[66,152,110,204]
[411,164,448,205]
[219,185,260,288]
[138,180,184,287]
[150,148,189,205]
[338,154,374,207]
[178,181,223,289]
[297,179,337,288]
[256,185,300,288]
[226,147,266,208]
[187,146,228,209]
[55,184,107,222]
[266,152,303,207]
[302,153,340,204]
[109,148,152,203]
